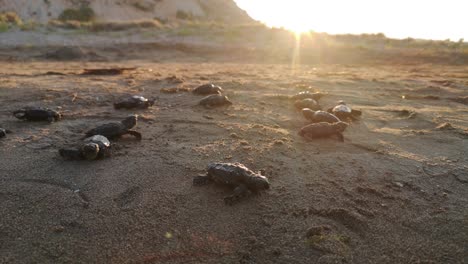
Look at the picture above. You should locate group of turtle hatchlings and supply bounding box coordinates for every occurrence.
[292,91,362,142]
[4,95,151,160]
[1,84,361,205]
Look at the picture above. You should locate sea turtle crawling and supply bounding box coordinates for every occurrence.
[327,100,362,121]
[114,95,155,110]
[302,109,341,123]
[59,135,111,160]
[294,98,321,111]
[199,94,232,108]
[0,128,12,138]
[13,107,61,122]
[292,91,326,101]
[84,114,141,140]
[299,122,348,142]
[193,162,270,205]
[193,84,224,95]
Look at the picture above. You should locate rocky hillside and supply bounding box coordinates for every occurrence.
[0,0,252,23]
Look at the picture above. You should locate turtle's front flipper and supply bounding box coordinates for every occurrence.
[351,109,362,116]
[224,184,249,205]
[336,132,345,142]
[59,149,83,160]
[193,175,212,186]
[125,130,142,140]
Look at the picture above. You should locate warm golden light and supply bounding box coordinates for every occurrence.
[234,0,467,40]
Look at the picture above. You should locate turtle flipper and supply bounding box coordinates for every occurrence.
[193,175,212,186]
[336,132,345,142]
[59,149,83,160]
[47,116,55,123]
[224,184,249,205]
[125,130,142,140]
[351,109,362,116]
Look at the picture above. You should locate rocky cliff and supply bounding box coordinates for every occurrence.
[0,0,252,23]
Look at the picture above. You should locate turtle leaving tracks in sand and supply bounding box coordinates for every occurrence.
[294,98,321,111]
[59,135,111,160]
[292,91,326,101]
[13,107,61,122]
[193,162,270,205]
[85,115,141,140]
[0,128,12,138]
[302,109,340,123]
[299,122,348,142]
[327,101,362,121]
[199,94,232,108]
[192,84,224,95]
[114,95,155,110]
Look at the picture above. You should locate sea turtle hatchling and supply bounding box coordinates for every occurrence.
[0,128,12,138]
[59,135,111,160]
[299,122,348,142]
[302,109,341,123]
[192,84,224,95]
[193,162,270,205]
[13,107,61,122]
[327,100,362,121]
[84,114,141,140]
[114,95,155,110]
[199,94,232,108]
[294,98,321,111]
[292,91,326,101]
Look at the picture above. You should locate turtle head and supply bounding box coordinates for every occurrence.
[334,121,349,132]
[48,111,62,122]
[301,108,316,120]
[54,111,62,120]
[338,100,346,105]
[122,114,138,129]
[81,143,100,160]
[250,175,270,191]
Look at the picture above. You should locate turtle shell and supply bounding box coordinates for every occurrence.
[332,104,352,113]
[193,84,223,95]
[292,91,325,101]
[302,109,340,123]
[84,135,111,148]
[294,98,321,111]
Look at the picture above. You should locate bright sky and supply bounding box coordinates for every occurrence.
[234,0,468,40]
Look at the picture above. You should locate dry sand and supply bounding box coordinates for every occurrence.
[0,47,467,263]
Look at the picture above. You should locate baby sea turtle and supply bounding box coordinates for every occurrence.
[294,98,321,111]
[302,109,340,123]
[193,84,224,95]
[13,107,61,122]
[327,101,362,121]
[298,122,348,142]
[84,115,141,140]
[292,91,326,101]
[114,95,155,110]
[0,128,11,138]
[199,94,232,108]
[193,162,270,205]
[59,135,111,160]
